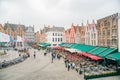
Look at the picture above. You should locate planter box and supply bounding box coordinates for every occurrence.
[84,71,119,79]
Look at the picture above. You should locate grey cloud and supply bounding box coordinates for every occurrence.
[0,0,119,31]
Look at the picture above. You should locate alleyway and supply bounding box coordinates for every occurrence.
[0,49,83,80]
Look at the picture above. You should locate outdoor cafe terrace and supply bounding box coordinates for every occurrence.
[52,43,120,76]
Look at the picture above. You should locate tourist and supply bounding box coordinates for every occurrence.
[72,62,75,69]
[34,51,36,59]
[68,61,71,71]
[51,52,55,63]
[64,58,67,68]
[57,54,61,60]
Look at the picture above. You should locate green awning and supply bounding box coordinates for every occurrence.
[0,42,6,46]
[88,47,108,55]
[70,44,78,48]
[39,42,50,47]
[72,44,95,52]
[58,43,65,46]
[106,52,120,61]
[62,43,68,47]
[67,43,76,48]
[98,48,117,58]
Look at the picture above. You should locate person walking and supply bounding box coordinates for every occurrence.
[51,52,55,63]
[34,51,36,59]
[72,62,75,69]
[57,54,61,60]
[68,62,71,71]
[64,59,67,67]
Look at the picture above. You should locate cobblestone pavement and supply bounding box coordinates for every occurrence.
[0,49,120,80]
[0,49,83,80]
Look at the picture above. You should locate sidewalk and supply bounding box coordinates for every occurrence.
[0,50,19,62]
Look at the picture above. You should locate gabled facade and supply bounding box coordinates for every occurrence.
[85,20,98,46]
[69,23,76,43]
[80,24,86,44]
[75,25,81,44]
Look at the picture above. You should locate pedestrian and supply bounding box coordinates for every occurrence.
[72,62,75,69]
[71,62,73,69]
[34,51,36,59]
[57,54,61,60]
[19,53,21,56]
[64,59,67,68]
[68,62,71,71]
[34,53,36,59]
[51,52,55,63]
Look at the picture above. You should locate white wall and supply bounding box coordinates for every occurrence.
[46,31,63,47]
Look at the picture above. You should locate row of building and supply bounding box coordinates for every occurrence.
[38,13,120,52]
[0,13,120,51]
[0,23,35,46]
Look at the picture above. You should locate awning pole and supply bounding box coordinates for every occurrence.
[103,58,106,67]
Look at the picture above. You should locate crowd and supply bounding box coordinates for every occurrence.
[55,49,118,75]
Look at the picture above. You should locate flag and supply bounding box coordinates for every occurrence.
[9,34,14,43]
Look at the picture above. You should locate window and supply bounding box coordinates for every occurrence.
[55,33,57,36]
[55,38,57,42]
[53,38,54,42]
[61,38,62,41]
[58,38,59,42]
[53,44,57,46]
[53,33,54,36]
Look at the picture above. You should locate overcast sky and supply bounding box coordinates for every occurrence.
[0,0,120,31]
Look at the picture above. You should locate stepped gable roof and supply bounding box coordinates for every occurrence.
[71,23,81,33]
[4,23,25,31]
[65,29,71,34]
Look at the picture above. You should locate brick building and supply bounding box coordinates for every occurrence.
[97,13,120,50]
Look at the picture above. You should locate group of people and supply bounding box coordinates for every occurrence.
[64,59,75,71]
[51,52,61,63]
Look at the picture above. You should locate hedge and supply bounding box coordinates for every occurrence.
[84,71,119,79]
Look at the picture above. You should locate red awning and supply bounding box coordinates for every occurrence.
[77,52,103,60]
[53,46,64,50]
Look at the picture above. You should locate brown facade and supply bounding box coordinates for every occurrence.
[0,24,4,33]
[40,32,46,42]
[80,25,86,44]
[97,13,119,48]
[4,23,25,40]
[34,31,40,43]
